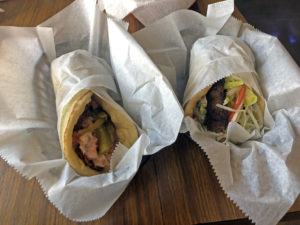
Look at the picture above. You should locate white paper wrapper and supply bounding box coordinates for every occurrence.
[98,0,195,25]
[0,0,183,221]
[132,0,234,103]
[130,1,300,225]
[106,18,183,154]
[0,27,61,178]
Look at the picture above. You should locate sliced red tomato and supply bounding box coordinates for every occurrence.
[228,85,246,122]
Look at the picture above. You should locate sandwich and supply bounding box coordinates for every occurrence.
[184,74,264,136]
[51,50,138,176]
[60,89,138,176]
[184,35,266,140]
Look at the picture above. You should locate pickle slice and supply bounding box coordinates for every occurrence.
[97,125,112,154]
[78,112,108,135]
[97,112,108,120]
[106,121,115,140]
[78,117,106,135]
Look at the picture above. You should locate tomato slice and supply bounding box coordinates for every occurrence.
[228,85,246,122]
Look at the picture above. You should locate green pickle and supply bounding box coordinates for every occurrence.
[78,117,106,135]
[97,123,112,154]
[106,121,115,138]
[97,112,108,120]
[77,110,115,154]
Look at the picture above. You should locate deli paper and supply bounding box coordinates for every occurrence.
[98,0,195,25]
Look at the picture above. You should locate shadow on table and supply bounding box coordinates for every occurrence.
[196,211,300,225]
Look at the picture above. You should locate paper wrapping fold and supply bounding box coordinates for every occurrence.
[0,27,61,178]
[106,18,183,154]
[132,0,234,103]
[184,35,256,104]
[130,1,300,225]
[98,0,195,25]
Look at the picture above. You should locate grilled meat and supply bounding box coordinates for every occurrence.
[206,79,229,133]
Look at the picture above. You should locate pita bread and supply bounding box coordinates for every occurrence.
[60,89,138,176]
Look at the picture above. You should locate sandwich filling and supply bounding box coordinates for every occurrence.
[72,96,117,171]
[193,75,263,134]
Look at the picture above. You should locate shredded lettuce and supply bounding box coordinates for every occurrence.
[253,103,263,129]
[216,104,245,113]
[247,106,260,131]
[226,86,241,98]
[236,106,260,133]
[193,75,262,135]
[240,110,247,128]
[223,76,260,132]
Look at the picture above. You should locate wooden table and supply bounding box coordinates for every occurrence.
[0,0,300,224]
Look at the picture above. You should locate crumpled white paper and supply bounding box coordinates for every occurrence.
[130,1,300,225]
[98,0,195,25]
[106,18,183,153]
[132,0,234,103]
[0,0,183,222]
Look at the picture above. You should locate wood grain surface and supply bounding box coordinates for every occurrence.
[0,0,300,225]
